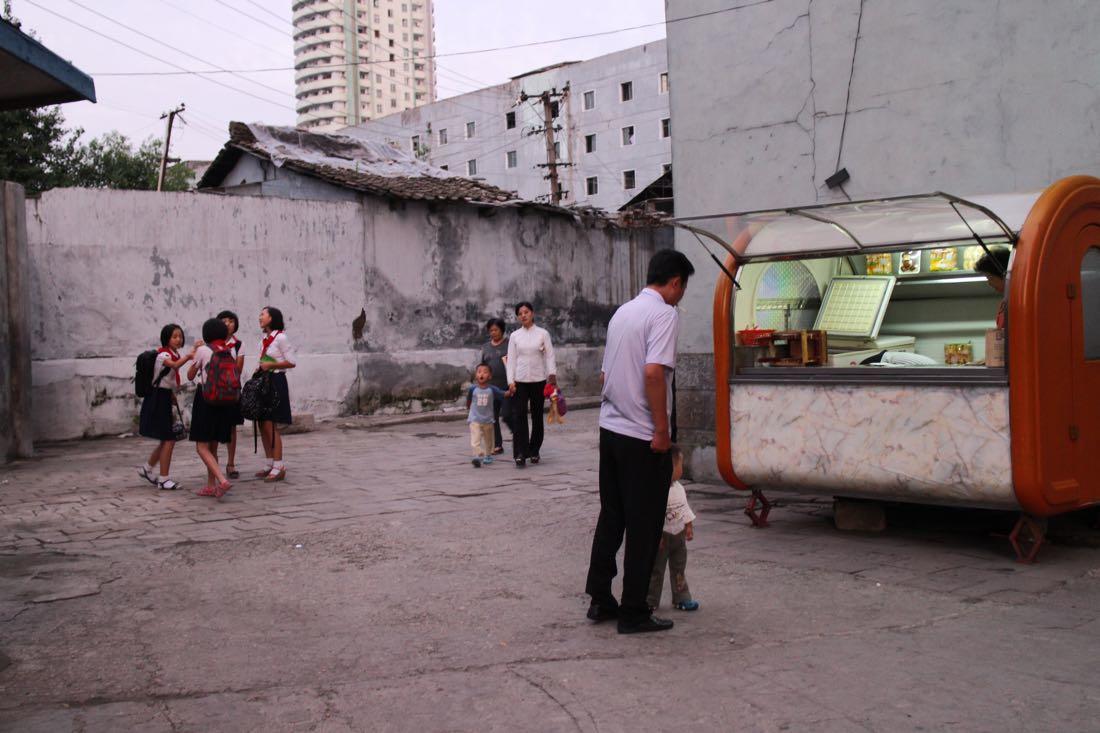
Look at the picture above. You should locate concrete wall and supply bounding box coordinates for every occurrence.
[25,187,662,441]
[344,40,671,211]
[666,0,1100,481]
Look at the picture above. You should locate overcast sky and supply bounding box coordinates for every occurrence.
[13,0,667,160]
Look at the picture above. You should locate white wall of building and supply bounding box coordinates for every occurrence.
[666,0,1100,480]
[343,40,671,211]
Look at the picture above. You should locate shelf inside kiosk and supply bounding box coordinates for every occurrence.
[732,243,1008,378]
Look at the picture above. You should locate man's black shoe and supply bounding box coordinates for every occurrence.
[586,602,618,622]
[617,615,674,634]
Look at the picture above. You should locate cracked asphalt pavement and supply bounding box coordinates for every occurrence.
[3,408,1100,731]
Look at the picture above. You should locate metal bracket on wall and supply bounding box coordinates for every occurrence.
[744,489,773,528]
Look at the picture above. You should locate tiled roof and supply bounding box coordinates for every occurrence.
[198,122,519,205]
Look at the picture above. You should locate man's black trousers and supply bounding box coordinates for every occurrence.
[511,380,546,460]
[585,427,673,623]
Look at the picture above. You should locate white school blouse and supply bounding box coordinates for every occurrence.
[505,325,556,384]
[152,351,181,392]
[259,331,296,373]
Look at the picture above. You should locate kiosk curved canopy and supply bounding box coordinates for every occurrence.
[675,192,1040,263]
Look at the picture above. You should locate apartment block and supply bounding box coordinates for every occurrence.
[293,0,437,132]
[342,40,670,211]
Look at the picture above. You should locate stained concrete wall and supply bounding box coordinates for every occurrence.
[25,188,662,441]
[666,0,1100,481]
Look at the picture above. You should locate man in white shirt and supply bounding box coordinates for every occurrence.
[585,249,695,634]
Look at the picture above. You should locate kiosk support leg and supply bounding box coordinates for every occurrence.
[1009,514,1046,564]
[744,489,772,528]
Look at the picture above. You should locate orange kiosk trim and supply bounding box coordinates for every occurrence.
[1008,175,1100,516]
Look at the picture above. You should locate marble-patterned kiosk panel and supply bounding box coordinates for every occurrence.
[730,383,1016,509]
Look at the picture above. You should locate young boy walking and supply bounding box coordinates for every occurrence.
[647,445,700,612]
[467,363,508,467]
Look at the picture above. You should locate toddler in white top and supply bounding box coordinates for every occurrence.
[647,445,699,612]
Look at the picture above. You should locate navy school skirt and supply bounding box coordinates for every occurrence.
[138,387,176,442]
[189,389,235,444]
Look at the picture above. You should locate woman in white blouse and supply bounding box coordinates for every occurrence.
[505,301,557,468]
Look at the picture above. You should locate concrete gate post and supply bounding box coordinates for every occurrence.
[1,181,33,461]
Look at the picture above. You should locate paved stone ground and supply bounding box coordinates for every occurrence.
[2,408,1100,731]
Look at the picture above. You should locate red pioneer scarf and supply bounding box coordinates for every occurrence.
[261,330,282,359]
[156,347,181,386]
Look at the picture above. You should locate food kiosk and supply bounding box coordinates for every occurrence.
[678,175,1100,561]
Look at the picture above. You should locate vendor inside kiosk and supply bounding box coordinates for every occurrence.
[678,176,1100,562]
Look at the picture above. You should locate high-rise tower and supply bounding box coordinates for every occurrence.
[292,0,436,132]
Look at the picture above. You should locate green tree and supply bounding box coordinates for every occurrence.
[71,132,189,192]
[0,107,192,193]
[0,107,83,194]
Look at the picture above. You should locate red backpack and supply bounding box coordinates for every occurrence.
[202,345,242,405]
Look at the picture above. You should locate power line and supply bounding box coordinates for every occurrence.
[241,0,292,27]
[62,0,294,101]
[153,0,289,60]
[91,1,757,77]
[23,0,292,113]
[209,0,291,36]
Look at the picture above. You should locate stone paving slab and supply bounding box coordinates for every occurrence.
[2,408,1100,730]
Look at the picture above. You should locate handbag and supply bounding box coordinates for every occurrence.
[239,370,281,422]
[171,403,188,441]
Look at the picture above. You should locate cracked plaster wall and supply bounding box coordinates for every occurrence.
[24,187,659,440]
[667,0,1100,479]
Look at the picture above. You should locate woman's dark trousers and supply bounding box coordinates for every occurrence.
[511,380,546,460]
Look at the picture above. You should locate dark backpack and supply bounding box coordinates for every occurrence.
[134,350,170,398]
[201,347,242,406]
[239,370,280,421]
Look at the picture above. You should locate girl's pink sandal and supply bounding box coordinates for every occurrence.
[196,485,217,497]
[214,480,232,499]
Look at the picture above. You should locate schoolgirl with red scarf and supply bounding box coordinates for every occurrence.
[187,318,237,498]
[137,323,198,491]
[256,306,296,482]
[217,309,246,480]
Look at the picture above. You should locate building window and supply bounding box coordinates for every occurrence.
[659,72,669,94]
[506,150,518,168]
[465,121,475,138]
[439,164,448,170]
[467,159,477,176]
[586,176,598,196]
[621,126,634,146]
[553,141,560,158]
[1083,247,1100,360]
[622,170,636,190]
[620,81,633,102]
[660,118,671,138]
[438,128,448,145]
[550,101,559,118]
[584,133,595,153]
[506,111,516,129]
[411,134,420,153]
[583,90,595,110]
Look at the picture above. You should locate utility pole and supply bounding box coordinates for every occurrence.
[157,103,185,192]
[520,86,571,205]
